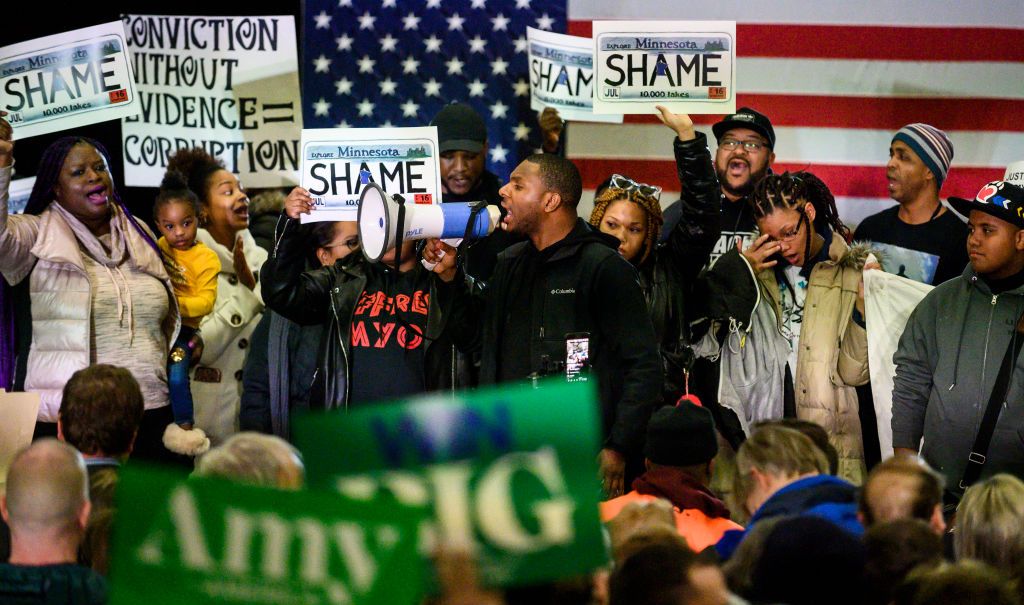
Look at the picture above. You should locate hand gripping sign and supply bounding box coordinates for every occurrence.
[592,20,736,115]
[0,22,139,138]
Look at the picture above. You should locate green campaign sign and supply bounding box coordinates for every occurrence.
[291,379,608,587]
[108,465,425,605]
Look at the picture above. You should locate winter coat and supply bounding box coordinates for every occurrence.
[636,132,720,403]
[191,228,267,444]
[0,165,179,421]
[757,235,872,483]
[474,219,663,458]
[260,218,464,410]
[716,473,863,560]
[892,265,1024,494]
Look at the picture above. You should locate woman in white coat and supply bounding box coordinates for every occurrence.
[166,148,267,445]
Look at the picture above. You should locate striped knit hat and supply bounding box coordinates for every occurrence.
[892,123,954,189]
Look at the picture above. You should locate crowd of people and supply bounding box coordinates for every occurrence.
[2,96,1024,605]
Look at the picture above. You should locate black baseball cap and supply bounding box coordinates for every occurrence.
[949,181,1024,229]
[644,400,718,466]
[712,107,776,149]
[430,102,487,153]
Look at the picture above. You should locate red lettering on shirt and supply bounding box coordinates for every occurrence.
[395,294,410,312]
[397,324,424,349]
[351,321,370,347]
[412,291,429,315]
[373,322,396,348]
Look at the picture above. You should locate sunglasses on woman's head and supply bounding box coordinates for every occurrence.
[608,174,662,201]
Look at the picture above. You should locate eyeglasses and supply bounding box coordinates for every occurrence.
[608,174,662,201]
[323,237,360,251]
[769,211,806,243]
[719,139,768,152]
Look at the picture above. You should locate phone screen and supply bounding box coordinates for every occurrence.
[565,334,590,382]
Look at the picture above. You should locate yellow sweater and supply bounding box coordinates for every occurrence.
[158,237,220,328]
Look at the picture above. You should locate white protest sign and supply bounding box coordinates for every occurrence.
[122,15,303,188]
[0,22,139,139]
[527,28,622,124]
[299,126,442,223]
[592,21,736,115]
[1005,160,1024,187]
[8,176,36,215]
[0,391,40,488]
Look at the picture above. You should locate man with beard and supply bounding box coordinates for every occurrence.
[430,102,517,283]
[854,124,967,285]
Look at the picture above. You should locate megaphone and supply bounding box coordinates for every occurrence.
[357,183,501,262]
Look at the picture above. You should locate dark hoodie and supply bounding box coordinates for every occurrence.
[475,219,662,458]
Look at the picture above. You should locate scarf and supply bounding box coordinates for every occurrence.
[632,465,732,519]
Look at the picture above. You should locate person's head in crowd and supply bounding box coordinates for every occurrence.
[589,174,664,265]
[24,136,123,233]
[1,439,90,564]
[859,455,945,535]
[863,519,945,605]
[195,432,304,490]
[732,424,828,518]
[153,170,201,252]
[57,364,144,459]
[949,181,1024,280]
[431,102,488,198]
[887,123,954,204]
[755,418,838,475]
[644,400,718,484]
[749,515,866,605]
[606,498,678,564]
[166,147,249,246]
[749,170,852,268]
[499,154,582,243]
[894,561,1021,605]
[712,107,776,202]
[609,537,730,605]
[954,473,1024,574]
[307,220,359,267]
[721,515,788,598]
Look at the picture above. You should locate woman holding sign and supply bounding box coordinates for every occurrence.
[0,113,182,462]
[588,107,721,406]
[164,148,267,446]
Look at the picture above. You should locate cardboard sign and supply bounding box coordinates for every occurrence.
[0,22,139,139]
[122,15,303,188]
[291,379,607,587]
[108,465,426,605]
[592,21,736,114]
[527,28,622,124]
[0,391,40,488]
[299,126,442,223]
[8,176,36,214]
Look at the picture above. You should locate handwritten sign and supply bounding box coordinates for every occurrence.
[527,28,621,124]
[292,379,608,587]
[593,20,736,115]
[299,126,441,223]
[122,15,303,188]
[0,22,139,139]
[109,465,426,605]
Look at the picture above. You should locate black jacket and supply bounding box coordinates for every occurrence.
[260,218,465,410]
[468,219,663,456]
[636,133,721,402]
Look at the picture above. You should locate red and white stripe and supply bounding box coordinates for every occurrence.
[565,1,1024,225]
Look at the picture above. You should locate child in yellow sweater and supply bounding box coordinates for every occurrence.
[155,171,220,456]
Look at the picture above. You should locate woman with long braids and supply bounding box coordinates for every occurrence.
[722,170,875,483]
[0,114,182,462]
[588,106,721,406]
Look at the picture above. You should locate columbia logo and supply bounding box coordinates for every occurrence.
[551,288,575,295]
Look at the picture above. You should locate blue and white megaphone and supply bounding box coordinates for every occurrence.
[357,182,501,262]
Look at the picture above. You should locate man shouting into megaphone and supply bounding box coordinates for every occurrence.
[259,187,474,410]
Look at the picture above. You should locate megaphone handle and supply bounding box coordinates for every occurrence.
[421,238,463,271]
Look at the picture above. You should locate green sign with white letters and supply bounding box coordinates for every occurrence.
[291,379,608,587]
[108,465,426,605]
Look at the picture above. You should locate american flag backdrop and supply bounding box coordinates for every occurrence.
[302,0,1024,223]
[563,0,1024,224]
[302,0,566,183]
